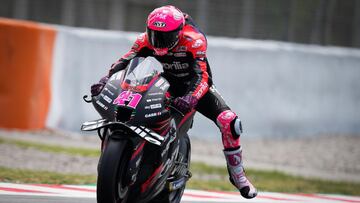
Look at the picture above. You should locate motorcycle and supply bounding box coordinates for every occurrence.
[81,56,194,203]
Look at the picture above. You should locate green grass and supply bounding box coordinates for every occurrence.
[1,138,360,195]
[0,137,100,157]
[0,167,96,185]
[1,164,359,196]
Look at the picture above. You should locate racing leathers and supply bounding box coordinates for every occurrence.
[97,15,257,199]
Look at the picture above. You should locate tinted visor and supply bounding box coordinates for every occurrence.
[147,26,182,49]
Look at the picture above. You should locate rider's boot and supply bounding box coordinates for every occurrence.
[224,147,257,199]
[217,110,257,199]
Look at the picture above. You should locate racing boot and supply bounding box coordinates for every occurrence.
[224,147,257,199]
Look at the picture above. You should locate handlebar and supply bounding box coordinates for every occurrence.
[165,96,185,117]
[167,104,185,117]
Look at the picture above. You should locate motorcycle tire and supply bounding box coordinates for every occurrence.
[97,137,132,203]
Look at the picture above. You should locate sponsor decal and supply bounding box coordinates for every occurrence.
[103,87,115,96]
[154,13,167,19]
[196,50,206,57]
[159,82,170,91]
[145,112,162,118]
[209,85,224,99]
[173,10,182,20]
[146,98,162,102]
[195,82,208,99]
[192,39,203,48]
[160,83,170,91]
[102,95,112,103]
[148,92,163,96]
[145,103,162,110]
[174,52,186,57]
[96,100,108,110]
[163,61,189,70]
[170,178,186,190]
[107,82,117,89]
[137,33,145,42]
[178,46,187,52]
[153,21,166,28]
[153,49,168,56]
[155,78,165,87]
[132,43,139,50]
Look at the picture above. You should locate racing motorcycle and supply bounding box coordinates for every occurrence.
[81,57,194,203]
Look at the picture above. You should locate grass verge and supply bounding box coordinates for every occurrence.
[189,162,360,196]
[0,137,100,157]
[0,167,96,185]
[1,138,359,195]
[1,164,359,195]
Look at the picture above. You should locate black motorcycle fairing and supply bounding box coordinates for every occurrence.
[92,70,126,121]
[126,77,171,127]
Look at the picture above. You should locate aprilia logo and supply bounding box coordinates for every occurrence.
[163,61,189,70]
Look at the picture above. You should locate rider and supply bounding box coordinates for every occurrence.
[91,5,257,199]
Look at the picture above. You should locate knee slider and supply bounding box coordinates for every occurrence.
[231,116,243,139]
[216,110,243,140]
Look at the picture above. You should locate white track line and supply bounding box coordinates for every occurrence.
[0,183,359,203]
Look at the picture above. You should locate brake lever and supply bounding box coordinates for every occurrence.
[83,95,92,103]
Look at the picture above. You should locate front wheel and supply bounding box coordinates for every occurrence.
[97,137,131,203]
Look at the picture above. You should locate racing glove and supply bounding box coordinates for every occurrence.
[173,95,198,113]
[90,76,109,97]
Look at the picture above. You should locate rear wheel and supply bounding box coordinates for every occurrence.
[97,137,131,203]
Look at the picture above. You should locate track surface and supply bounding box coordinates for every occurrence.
[0,183,359,203]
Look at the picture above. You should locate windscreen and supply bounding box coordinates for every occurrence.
[122,57,163,91]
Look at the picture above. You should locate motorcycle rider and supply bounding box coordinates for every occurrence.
[91,5,257,199]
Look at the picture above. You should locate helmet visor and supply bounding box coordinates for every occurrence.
[147,26,182,49]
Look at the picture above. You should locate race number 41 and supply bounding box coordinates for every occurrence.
[113,91,142,109]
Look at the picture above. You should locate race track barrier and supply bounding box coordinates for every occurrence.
[0,18,55,129]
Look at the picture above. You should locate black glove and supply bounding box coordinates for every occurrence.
[90,76,109,96]
[173,95,198,113]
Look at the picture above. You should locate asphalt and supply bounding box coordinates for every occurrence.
[0,195,236,203]
[0,195,96,203]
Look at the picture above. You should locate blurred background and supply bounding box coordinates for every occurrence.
[1,0,360,138]
[1,0,360,197]
[1,0,360,48]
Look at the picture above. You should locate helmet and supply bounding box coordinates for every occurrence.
[146,5,185,55]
